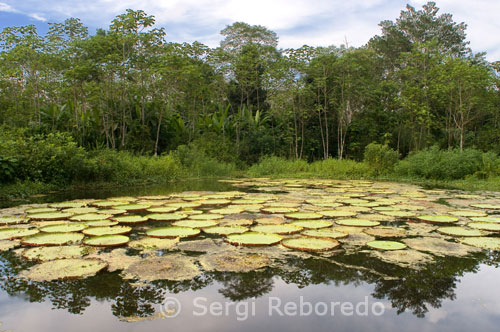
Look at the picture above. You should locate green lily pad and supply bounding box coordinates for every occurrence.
[63,207,98,214]
[115,204,150,212]
[0,227,39,240]
[84,235,130,247]
[470,203,500,210]
[199,253,270,272]
[84,220,119,227]
[380,211,417,218]
[40,224,87,233]
[25,207,57,214]
[260,207,299,214]
[461,237,500,250]
[166,202,202,209]
[113,215,149,224]
[146,213,188,221]
[467,222,500,232]
[0,239,21,251]
[416,215,459,224]
[318,210,357,218]
[232,199,268,205]
[188,213,224,220]
[209,207,244,215]
[449,210,487,217]
[29,212,74,221]
[22,245,92,261]
[22,232,84,246]
[367,240,407,250]
[436,226,486,237]
[363,227,407,238]
[335,219,380,227]
[146,206,180,213]
[21,258,107,281]
[128,237,179,250]
[202,225,249,236]
[0,216,26,226]
[146,226,200,238]
[199,199,231,206]
[83,225,132,236]
[48,202,86,209]
[96,209,127,215]
[173,219,219,228]
[251,224,303,234]
[282,237,340,252]
[290,220,333,229]
[70,213,112,222]
[470,216,500,223]
[226,232,283,246]
[284,212,323,220]
[302,228,349,239]
[91,200,127,208]
[122,255,200,281]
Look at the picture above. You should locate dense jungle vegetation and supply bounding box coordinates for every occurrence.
[1,2,500,197]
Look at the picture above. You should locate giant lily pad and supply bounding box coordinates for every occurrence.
[252,224,303,235]
[84,235,130,247]
[25,207,57,214]
[83,225,132,236]
[113,215,149,224]
[173,219,219,228]
[0,216,26,226]
[363,227,407,238]
[146,206,180,213]
[115,204,150,212]
[123,255,200,281]
[146,226,200,238]
[461,237,500,250]
[29,212,74,221]
[188,213,224,221]
[470,216,500,223]
[40,224,87,233]
[22,245,92,261]
[22,232,84,246]
[449,210,487,217]
[335,219,380,227]
[291,220,333,229]
[70,213,112,222]
[302,229,349,239]
[0,227,39,240]
[470,203,500,210]
[284,212,323,220]
[63,207,98,214]
[21,258,107,281]
[49,202,86,209]
[226,232,282,246]
[318,210,357,218]
[146,213,188,221]
[202,225,248,236]
[260,207,299,214]
[84,220,119,227]
[128,237,179,250]
[199,253,270,272]
[416,215,459,224]
[366,240,407,250]
[467,222,500,232]
[282,237,340,252]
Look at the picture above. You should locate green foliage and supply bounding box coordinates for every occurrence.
[394,147,500,180]
[364,143,400,176]
[247,156,309,176]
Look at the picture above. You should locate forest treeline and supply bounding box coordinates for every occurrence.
[0,2,500,191]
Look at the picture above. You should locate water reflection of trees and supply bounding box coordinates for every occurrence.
[0,250,494,319]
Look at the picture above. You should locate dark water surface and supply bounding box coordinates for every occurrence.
[1,179,500,332]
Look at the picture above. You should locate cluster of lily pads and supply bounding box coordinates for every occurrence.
[1,178,500,282]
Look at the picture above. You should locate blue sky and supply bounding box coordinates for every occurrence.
[0,0,499,60]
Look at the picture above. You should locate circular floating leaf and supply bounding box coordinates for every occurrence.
[363,227,407,238]
[449,210,487,217]
[461,237,500,250]
[40,224,87,233]
[202,225,248,236]
[437,226,486,237]
[260,207,299,214]
[226,232,282,246]
[70,213,111,222]
[302,229,348,239]
[128,237,179,250]
[416,215,459,224]
[146,213,188,221]
[367,240,407,250]
[49,202,86,209]
[470,216,500,223]
[188,213,224,221]
[22,258,107,281]
[115,204,150,212]
[282,237,340,252]
[199,253,270,272]
[91,200,127,208]
[29,212,74,221]
[147,226,200,238]
[22,232,84,246]
[113,215,149,224]
[209,207,244,215]
[380,211,416,218]
[146,206,179,213]
[291,220,333,229]
[97,209,127,215]
[84,220,119,227]
[467,222,500,232]
[199,199,231,206]
[63,207,98,214]
[335,219,380,227]
[123,255,199,281]
[0,216,26,226]
[252,224,303,235]
[0,227,39,240]
[232,199,268,205]
[318,210,357,218]
[83,225,132,236]
[470,203,500,210]
[166,202,202,209]
[84,235,130,247]
[25,207,57,214]
[22,245,90,261]
[138,195,171,200]
[173,219,219,228]
[284,212,323,220]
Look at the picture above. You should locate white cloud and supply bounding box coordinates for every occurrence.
[0,0,498,60]
[0,2,18,13]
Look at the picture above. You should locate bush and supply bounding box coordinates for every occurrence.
[394,146,499,180]
[363,143,400,176]
[309,158,371,179]
[247,156,309,176]
[171,143,236,178]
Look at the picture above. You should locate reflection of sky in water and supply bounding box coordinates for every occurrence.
[2,264,500,332]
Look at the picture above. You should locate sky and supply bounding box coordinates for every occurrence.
[0,0,499,61]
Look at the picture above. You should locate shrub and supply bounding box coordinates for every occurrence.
[363,143,400,176]
[247,156,308,176]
